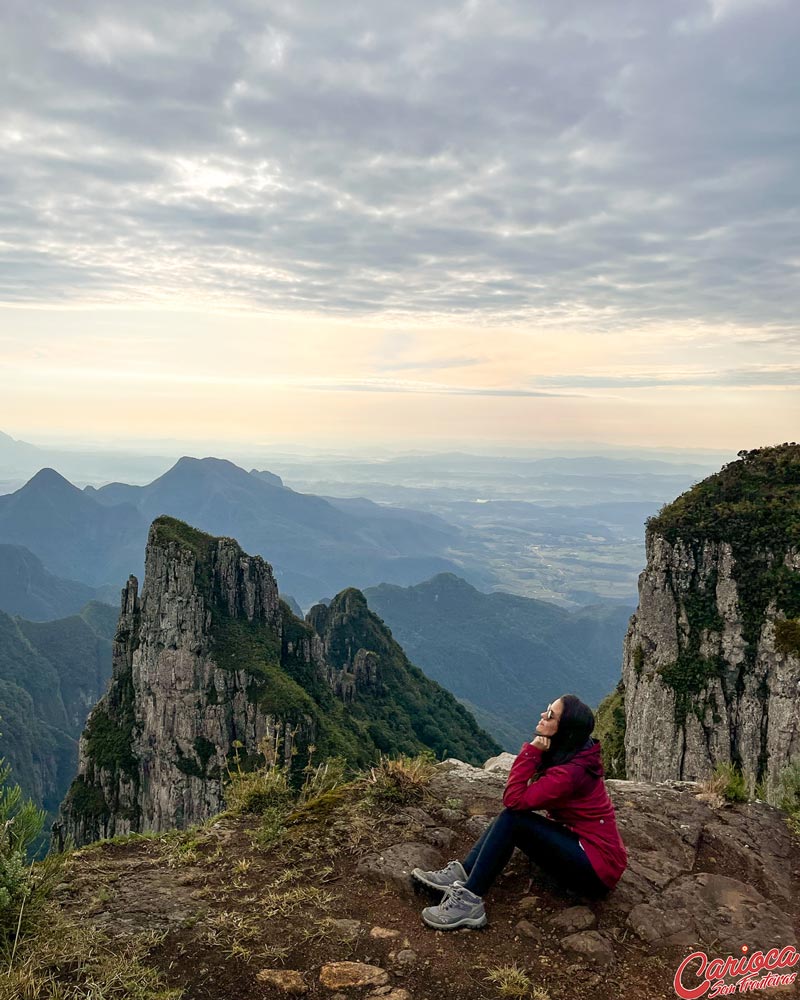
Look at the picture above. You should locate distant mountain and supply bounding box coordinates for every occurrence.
[0,468,145,587]
[0,601,116,841]
[0,544,117,619]
[2,457,482,606]
[364,573,633,750]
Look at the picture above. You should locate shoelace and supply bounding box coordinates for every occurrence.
[433,863,459,878]
[438,886,468,911]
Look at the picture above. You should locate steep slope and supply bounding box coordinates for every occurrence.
[55,517,499,847]
[622,444,800,794]
[364,573,632,749]
[0,543,116,619]
[0,602,115,820]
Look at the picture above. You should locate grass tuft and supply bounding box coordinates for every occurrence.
[484,963,550,998]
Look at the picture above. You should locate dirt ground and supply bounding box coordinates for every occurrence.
[52,801,709,1000]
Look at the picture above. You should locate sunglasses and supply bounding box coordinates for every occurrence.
[544,703,555,720]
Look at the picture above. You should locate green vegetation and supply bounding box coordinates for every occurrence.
[648,444,800,668]
[150,515,216,594]
[594,679,626,778]
[64,776,109,819]
[360,749,438,808]
[707,761,749,803]
[775,619,800,656]
[648,444,800,549]
[657,652,726,727]
[646,445,800,726]
[364,574,633,751]
[0,756,65,965]
[0,605,114,848]
[175,736,220,780]
[777,757,800,836]
[85,708,138,776]
[632,645,644,677]
[483,963,550,999]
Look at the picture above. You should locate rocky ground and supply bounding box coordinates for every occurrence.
[13,754,800,1000]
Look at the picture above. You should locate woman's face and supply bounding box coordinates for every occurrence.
[535,697,563,739]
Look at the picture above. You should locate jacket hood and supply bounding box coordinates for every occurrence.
[569,737,605,778]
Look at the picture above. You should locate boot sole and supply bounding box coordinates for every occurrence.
[421,912,488,930]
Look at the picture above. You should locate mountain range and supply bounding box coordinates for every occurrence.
[364,573,633,749]
[0,458,491,607]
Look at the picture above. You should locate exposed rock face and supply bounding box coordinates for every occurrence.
[54,517,500,848]
[54,520,323,847]
[623,534,800,793]
[621,446,800,795]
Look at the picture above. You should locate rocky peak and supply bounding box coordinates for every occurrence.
[309,589,393,699]
[622,444,800,795]
[54,518,498,848]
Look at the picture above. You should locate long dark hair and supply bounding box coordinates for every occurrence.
[540,693,595,770]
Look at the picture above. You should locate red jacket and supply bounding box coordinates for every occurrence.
[502,737,627,890]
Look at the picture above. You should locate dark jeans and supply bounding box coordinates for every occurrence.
[462,807,608,899]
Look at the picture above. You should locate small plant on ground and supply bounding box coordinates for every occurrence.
[298,749,347,805]
[484,962,550,998]
[224,734,295,815]
[703,762,749,803]
[360,750,438,808]
[777,757,800,835]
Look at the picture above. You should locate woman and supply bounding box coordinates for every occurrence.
[412,694,628,930]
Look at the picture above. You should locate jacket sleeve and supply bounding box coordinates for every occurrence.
[502,743,581,811]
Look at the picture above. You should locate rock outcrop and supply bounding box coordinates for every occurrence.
[44,750,800,1000]
[53,517,499,848]
[621,445,800,796]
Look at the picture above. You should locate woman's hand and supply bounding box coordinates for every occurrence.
[531,735,551,751]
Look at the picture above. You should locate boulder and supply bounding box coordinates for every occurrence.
[319,963,390,989]
[549,906,597,933]
[559,930,615,969]
[255,969,308,993]
[357,843,441,882]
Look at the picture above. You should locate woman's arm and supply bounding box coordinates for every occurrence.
[502,743,581,811]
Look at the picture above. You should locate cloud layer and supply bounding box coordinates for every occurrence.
[2,0,799,330]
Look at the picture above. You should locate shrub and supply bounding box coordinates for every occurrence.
[0,758,64,961]
[777,757,800,835]
[704,762,749,803]
[361,750,437,808]
[775,619,800,656]
[298,750,347,806]
[223,735,294,815]
[594,680,626,779]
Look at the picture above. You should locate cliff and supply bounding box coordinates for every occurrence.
[622,444,800,794]
[54,517,499,847]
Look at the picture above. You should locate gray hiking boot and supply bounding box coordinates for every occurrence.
[421,881,487,930]
[411,860,468,891]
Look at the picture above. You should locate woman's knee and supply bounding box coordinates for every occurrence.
[495,807,518,829]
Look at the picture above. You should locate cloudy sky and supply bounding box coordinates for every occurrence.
[1,0,798,449]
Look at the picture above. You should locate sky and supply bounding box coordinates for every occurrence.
[1,0,798,450]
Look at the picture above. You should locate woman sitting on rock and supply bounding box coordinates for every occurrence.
[412,693,628,930]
